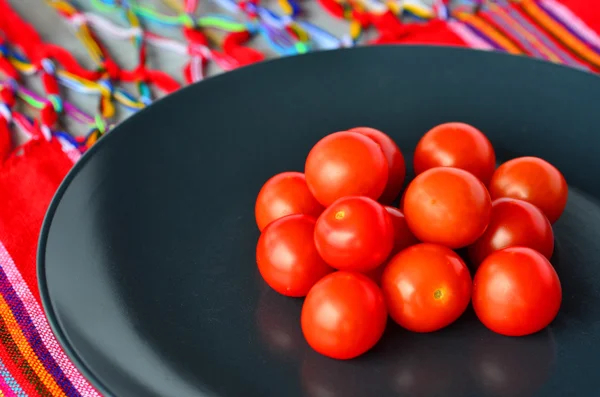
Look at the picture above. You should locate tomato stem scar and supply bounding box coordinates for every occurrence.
[335,210,345,220]
[434,289,444,300]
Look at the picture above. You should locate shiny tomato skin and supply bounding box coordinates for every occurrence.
[489,156,568,224]
[468,198,554,268]
[349,127,406,204]
[365,206,420,284]
[473,247,562,336]
[301,271,387,360]
[305,131,388,206]
[385,206,420,256]
[414,122,496,185]
[256,214,333,297]
[314,196,394,273]
[364,264,386,286]
[404,167,492,249]
[381,243,472,332]
[255,172,324,231]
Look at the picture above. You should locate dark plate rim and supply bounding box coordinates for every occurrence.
[36,45,600,396]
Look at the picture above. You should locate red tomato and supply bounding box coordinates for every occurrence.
[386,206,420,256]
[364,264,386,286]
[365,207,420,284]
[413,122,496,185]
[468,198,554,268]
[314,196,394,272]
[398,188,407,211]
[381,243,472,332]
[489,156,568,224]
[255,172,324,231]
[349,127,406,204]
[472,247,562,337]
[256,214,333,297]
[305,131,388,206]
[301,271,387,359]
[403,167,492,249]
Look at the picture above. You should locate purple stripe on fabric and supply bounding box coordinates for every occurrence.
[447,20,495,50]
[0,268,81,397]
[483,7,546,59]
[537,0,600,54]
[17,86,94,125]
[459,20,507,52]
[500,1,586,67]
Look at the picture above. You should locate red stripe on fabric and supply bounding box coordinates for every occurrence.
[477,8,539,55]
[512,1,599,71]
[556,0,600,33]
[0,241,98,396]
[0,266,78,395]
[0,139,74,303]
[446,19,495,50]
[0,339,32,396]
[0,316,46,397]
[540,0,600,53]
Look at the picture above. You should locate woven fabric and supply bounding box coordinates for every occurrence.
[0,1,599,395]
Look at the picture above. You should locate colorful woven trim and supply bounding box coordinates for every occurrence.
[519,0,600,69]
[1,241,99,396]
[449,0,600,71]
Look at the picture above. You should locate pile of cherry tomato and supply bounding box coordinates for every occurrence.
[255,123,567,360]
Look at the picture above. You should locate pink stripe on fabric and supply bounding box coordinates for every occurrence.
[0,370,18,397]
[0,360,26,396]
[0,241,100,396]
[447,20,495,50]
[541,0,600,48]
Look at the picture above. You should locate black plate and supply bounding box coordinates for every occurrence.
[39,46,600,397]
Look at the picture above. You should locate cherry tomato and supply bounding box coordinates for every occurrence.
[365,207,420,284]
[381,243,472,332]
[413,122,496,185]
[305,131,388,206]
[255,172,324,231]
[256,214,333,297]
[489,157,568,224]
[398,188,407,211]
[364,264,386,286]
[403,167,492,249]
[468,198,554,268]
[301,271,387,359]
[386,206,420,256]
[349,127,406,204]
[314,196,394,272]
[472,247,562,337]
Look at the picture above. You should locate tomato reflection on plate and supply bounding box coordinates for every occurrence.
[301,322,470,397]
[382,324,469,397]
[469,325,556,397]
[255,287,304,360]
